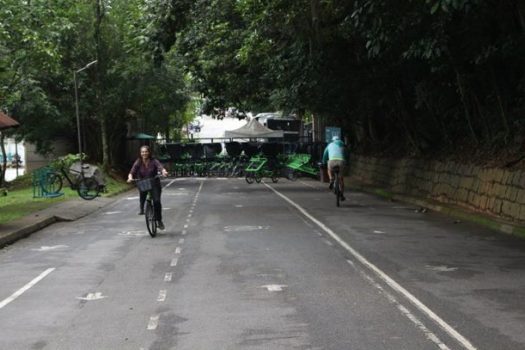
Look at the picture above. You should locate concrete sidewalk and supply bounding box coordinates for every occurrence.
[0,194,123,248]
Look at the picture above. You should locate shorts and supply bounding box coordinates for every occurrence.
[328,160,345,173]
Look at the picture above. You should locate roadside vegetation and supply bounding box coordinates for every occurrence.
[0,171,130,225]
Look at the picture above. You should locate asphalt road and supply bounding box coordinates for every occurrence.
[1,177,524,350]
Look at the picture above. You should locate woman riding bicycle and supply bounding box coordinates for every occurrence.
[322,135,347,201]
[127,145,169,229]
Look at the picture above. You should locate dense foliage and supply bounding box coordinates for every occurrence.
[0,0,190,173]
[1,0,524,170]
[153,0,525,159]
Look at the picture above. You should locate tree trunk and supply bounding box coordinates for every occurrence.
[0,132,5,187]
[309,0,320,59]
[490,66,510,144]
[454,70,479,144]
[94,0,110,170]
[396,89,420,153]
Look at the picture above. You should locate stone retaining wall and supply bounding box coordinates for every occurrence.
[349,156,525,223]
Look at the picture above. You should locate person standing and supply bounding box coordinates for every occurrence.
[127,145,169,229]
[322,135,347,201]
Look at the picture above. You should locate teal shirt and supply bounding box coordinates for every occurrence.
[322,140,346,163]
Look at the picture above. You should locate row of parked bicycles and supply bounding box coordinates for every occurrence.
[158,141,324,184]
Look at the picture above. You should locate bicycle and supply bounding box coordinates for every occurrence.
[45,163,104,200]
[132,176,161,237]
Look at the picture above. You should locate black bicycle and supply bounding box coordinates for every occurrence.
[133,176,160,237]
[45,164,103,200]
[332,165,343,207]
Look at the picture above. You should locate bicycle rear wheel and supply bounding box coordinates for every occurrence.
[77,177,101,200]
[145,201,157,237]
[43,172,63,194]
[334,172,341,207]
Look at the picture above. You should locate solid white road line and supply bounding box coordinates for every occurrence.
[0,268,55,310]
[170,258,178,267]
[348,260,450,350]
[264,183,477,350]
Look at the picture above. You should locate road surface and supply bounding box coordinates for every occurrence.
[1,177,524,349]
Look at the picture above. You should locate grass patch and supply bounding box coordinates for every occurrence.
[0,170,131,225]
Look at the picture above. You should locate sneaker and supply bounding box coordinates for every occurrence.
[138,210,144,215]
[328,181,334,190]
[157,221,165,230]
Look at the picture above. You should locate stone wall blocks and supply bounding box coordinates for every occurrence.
[519,205,525,221]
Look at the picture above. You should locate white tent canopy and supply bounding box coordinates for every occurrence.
[224,118,284,138]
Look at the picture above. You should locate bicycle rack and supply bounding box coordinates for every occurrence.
[32,166,64,198]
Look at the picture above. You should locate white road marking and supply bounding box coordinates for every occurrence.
[373,230,386,234]
[157,290,167,302]
[299,180,318,189]
[76,292,107,301]
[0,268,55,309]
[163,207,171,210]
[164,273,173,282]
[126,196,140,200]
[170,258,178,267]
[348,260,450,350]
[178,238,185,244]
[175,247,182,254]
[224,225,270,232]
[322,239,334,246]
[235,204,243,208]
[261,284,287,292]
[104,211,122,215]
[183,224,188,229]
[31,245,68,252]
[165,179,176,188]
[147,315,159,330]
[265,183,477,350]
[182,230,187,235]
[425,265,458,272]
[119,231,148,237]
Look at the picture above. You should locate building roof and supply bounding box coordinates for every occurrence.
[224,118,284,138]
[0,112,20,130]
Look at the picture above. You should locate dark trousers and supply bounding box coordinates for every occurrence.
[139,181,162,221]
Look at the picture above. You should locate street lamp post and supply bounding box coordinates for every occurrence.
[74,60,97,162]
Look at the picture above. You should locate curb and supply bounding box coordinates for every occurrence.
[348,181,525,239]
[0,190,130,249]
[0,216,57,248]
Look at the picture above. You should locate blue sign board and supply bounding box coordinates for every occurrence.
[325,127,341,142]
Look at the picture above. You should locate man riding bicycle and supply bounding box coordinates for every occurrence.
[322,135,347,201]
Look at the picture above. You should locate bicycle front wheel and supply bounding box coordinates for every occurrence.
[77,178,101,200]
[145,201,157,237]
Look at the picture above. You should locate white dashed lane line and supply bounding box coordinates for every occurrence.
[147,180,204,333]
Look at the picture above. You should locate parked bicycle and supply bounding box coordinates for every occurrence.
[42,161,105,200]
[44,163,104,200]
[131,175,161,237]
